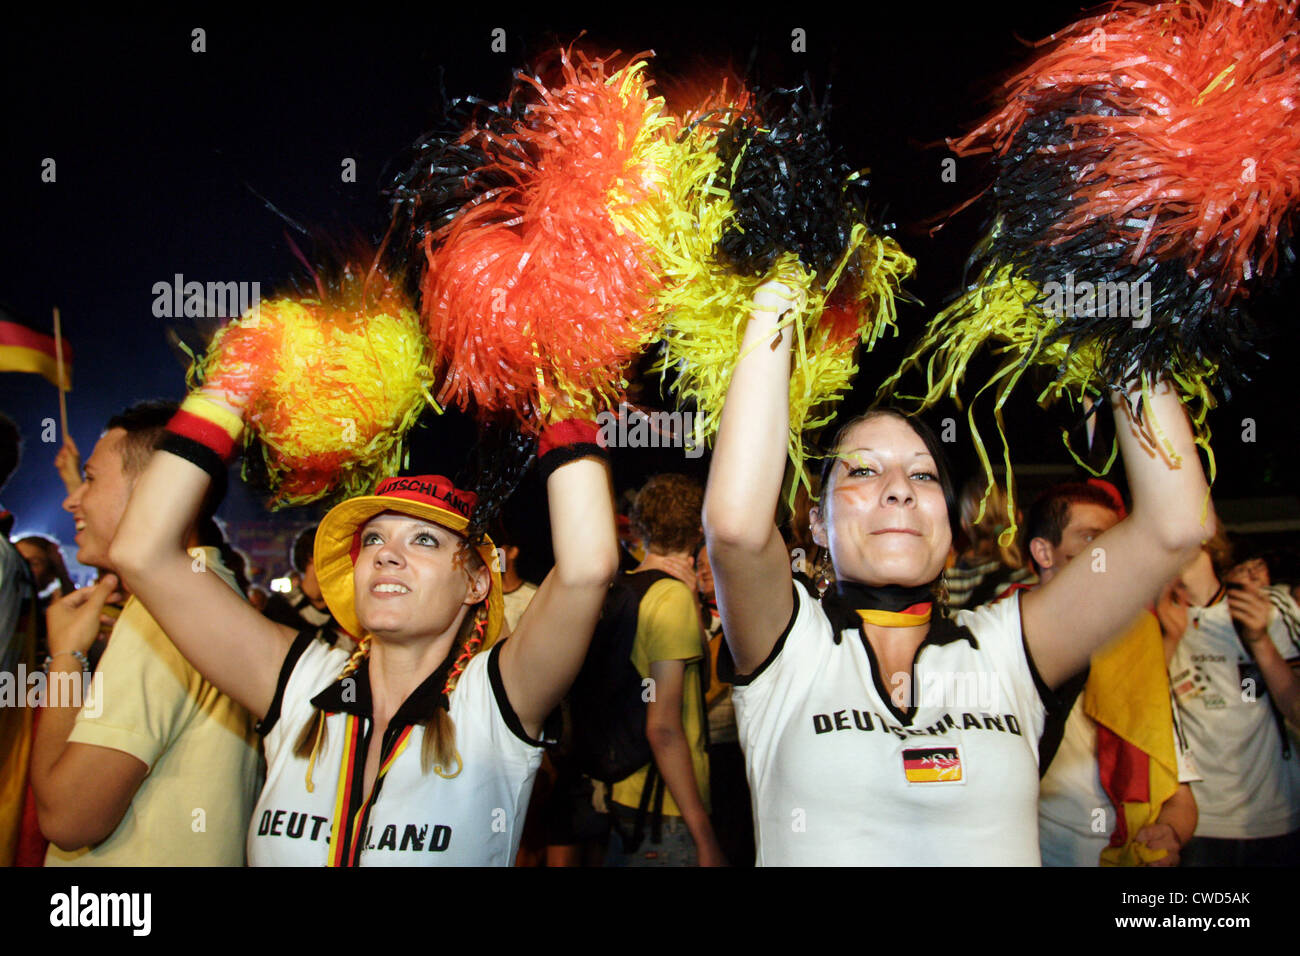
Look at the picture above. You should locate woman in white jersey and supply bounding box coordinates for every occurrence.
[106,388,617,865]
[704,277,1215,865]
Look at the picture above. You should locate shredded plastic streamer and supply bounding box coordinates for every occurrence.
[882,0,1297,537]
[412,49,678,429]
[653,85,916,496]
[191,266,437,507]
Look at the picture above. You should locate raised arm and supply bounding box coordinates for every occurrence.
[108,392,294,720]
[498,446,619,737]
[1022,379,1215,688]
[703,278,804,675]
[1230,581,1300,726]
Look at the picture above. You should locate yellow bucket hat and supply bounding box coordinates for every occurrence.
[314,475,503,647]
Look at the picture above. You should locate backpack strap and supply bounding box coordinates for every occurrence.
[628,762,666,853]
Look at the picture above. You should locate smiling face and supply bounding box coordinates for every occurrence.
[62,429,134,572]
[811,414,952,588]
[351,513,488,642]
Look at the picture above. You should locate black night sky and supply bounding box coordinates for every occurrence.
[3,6,1297,583]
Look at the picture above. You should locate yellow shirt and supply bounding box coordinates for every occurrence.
[45,548,262,866]
[612,577,710,817]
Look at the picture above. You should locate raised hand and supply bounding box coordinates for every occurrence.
[54,435,82,495]
[46,574,123,658]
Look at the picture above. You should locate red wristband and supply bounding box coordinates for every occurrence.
[166,409,239,462]
[538,419,602,458]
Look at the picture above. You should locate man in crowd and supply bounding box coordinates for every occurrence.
[261,524,348,649]
[1030,482,1200,866]
[1164,528,1300,865]
[0,414,41,865]
[31,401,261,865]
[600,474,724,866]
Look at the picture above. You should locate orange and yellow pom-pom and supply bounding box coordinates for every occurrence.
[193,275,436,507]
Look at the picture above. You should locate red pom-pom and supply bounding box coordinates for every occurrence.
[421,50,668,428]
[953,0,1300,306]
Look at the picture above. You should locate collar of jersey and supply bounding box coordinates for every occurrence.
[310,650,455,726]
[821,582,974,649]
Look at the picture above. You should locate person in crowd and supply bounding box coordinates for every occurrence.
[15,535,75,606]
[0,414,33,668]
[703,274,1214,865]
[262,524,348,649]
[31,400,262,865]
[1027,482,1199,866]
[783,482,824,588]
[697,542,754,866]
[1222,555,1300,728]
[0,413,41,866]
[1164,529,1300,865]
[944,477,1032,609]
[615,488,645,572]
[107,386,618,865]
[593,474,723,866]
[495,524,540,640]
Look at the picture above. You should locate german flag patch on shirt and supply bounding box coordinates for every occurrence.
[902,746,964,784]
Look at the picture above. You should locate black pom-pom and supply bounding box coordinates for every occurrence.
[712,84,870,282]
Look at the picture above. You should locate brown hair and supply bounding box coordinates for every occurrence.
[106,400,178,479]
[1023,482,1123,574]
[958,477,1023,569]
[1202,524,1235,579]
[293,539,488,781]
[630,474,704,555]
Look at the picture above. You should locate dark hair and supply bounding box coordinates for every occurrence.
[292,525,319,574]
[107,399,227,521]
[631,473,704,554]
[0,413,20,491]
[817,408,958,531]
[15,533,75,595]
[1023,482,1123,574]
[106,400,179,478]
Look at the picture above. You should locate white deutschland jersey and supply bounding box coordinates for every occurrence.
[730,581,1050,866]
[1168,590,1300,840]
[250,636,545,866]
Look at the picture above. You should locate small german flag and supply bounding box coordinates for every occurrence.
[0,309,72,389]
[902,746,964,784]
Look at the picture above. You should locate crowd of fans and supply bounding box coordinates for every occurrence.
[1,391,1298,867]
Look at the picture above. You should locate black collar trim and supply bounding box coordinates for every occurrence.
[829,580,935,613]
[309,649,455,727]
